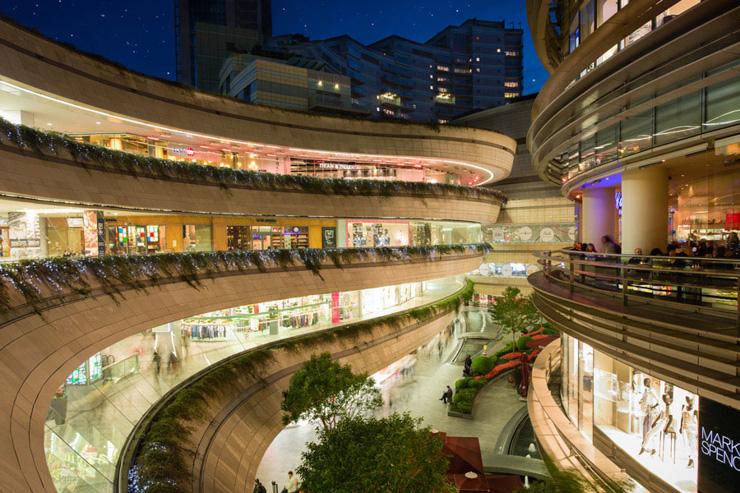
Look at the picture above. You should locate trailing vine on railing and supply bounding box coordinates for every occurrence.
[0,244,488,314]
[129,280,474,493]
[0,118,507,204]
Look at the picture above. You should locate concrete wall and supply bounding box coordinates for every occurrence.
[0,250,481,493]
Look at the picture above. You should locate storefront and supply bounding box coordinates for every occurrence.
[348,220,410,247]
[359,283,421,317]
[347,220,482,248]
[477,262,539,278]
[182,292,353,338]
[561,333,702,492]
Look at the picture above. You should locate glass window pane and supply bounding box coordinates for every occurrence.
[655,91,701,146]
[597,0,618,26]
[620,109,653,156]
[579,342,594,439]
[579,134,597,172]
[581,1,595,40]
[705,75,740,131]
[569,15,580,53]
[657,0,700,26]
[596,125,619,165]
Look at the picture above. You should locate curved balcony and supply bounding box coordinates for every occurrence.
[528,250,739,410]
[527,0,740,190]
[0,124,505,223]
[0,19,515,185]
[119,283,467,493]
[0,246,483,493]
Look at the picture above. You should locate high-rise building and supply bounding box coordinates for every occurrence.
[218,53,362,116]
[175,0,272,91]
[259,19,523,123]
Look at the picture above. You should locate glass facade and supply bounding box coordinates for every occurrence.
[568,0,701,60]
[561,334,699,493]
[558,70,740,182]
[0,203,482,262]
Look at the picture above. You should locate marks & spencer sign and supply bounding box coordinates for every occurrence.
[698,399,739,492]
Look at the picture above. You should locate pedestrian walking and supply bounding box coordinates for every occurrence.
[152,350,161,376]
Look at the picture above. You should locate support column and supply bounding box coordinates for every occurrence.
[580,187,616,249]
[621,166,668,254]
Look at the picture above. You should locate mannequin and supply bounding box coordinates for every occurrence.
[680,396,698,468]
[659,393,677,462]
[639,378,660,455]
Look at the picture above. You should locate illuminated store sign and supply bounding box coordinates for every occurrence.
[319,163,357,170]
[698,399,740,493]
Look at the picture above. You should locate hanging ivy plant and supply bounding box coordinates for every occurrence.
[0,244,489,315]
[0,117,507,204]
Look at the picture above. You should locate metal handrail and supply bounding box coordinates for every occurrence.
[533,249,740,327]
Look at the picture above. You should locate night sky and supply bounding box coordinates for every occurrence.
[0,0,547,94]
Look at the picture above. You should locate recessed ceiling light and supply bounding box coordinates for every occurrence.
[95,121,101,125]
[47,122,53,126]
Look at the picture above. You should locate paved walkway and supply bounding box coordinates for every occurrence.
[256,325,525,488]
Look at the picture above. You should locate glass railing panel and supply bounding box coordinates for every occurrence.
[45,428,113,492]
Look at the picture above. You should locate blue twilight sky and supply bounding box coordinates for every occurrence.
[0,0,547,94]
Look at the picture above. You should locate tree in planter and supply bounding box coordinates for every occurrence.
[297,413,455,493]
[489,287,542,350]
[281,352,382,431]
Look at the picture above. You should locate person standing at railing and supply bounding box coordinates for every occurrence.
[601,235,620,255]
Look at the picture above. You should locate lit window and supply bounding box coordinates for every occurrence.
[496,48,501,53]
[317,80,323,87]
[430,85,434,90]
[504,81,519,88]
[334,83,340,90]
[504,92,520,98]
[475,57,480,62]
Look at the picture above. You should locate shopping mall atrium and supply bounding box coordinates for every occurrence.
[0,0,737,492]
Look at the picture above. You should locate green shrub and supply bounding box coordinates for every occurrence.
[468,379,488,391]
[455,377,472,390]
[451,388,478,414]
[451,399,473,414]
[516,336,532,350]
[470,355,495,375]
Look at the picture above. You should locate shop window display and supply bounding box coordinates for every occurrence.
[562,335,700,491]
[349,221,409,247]
[226,225,250,250]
